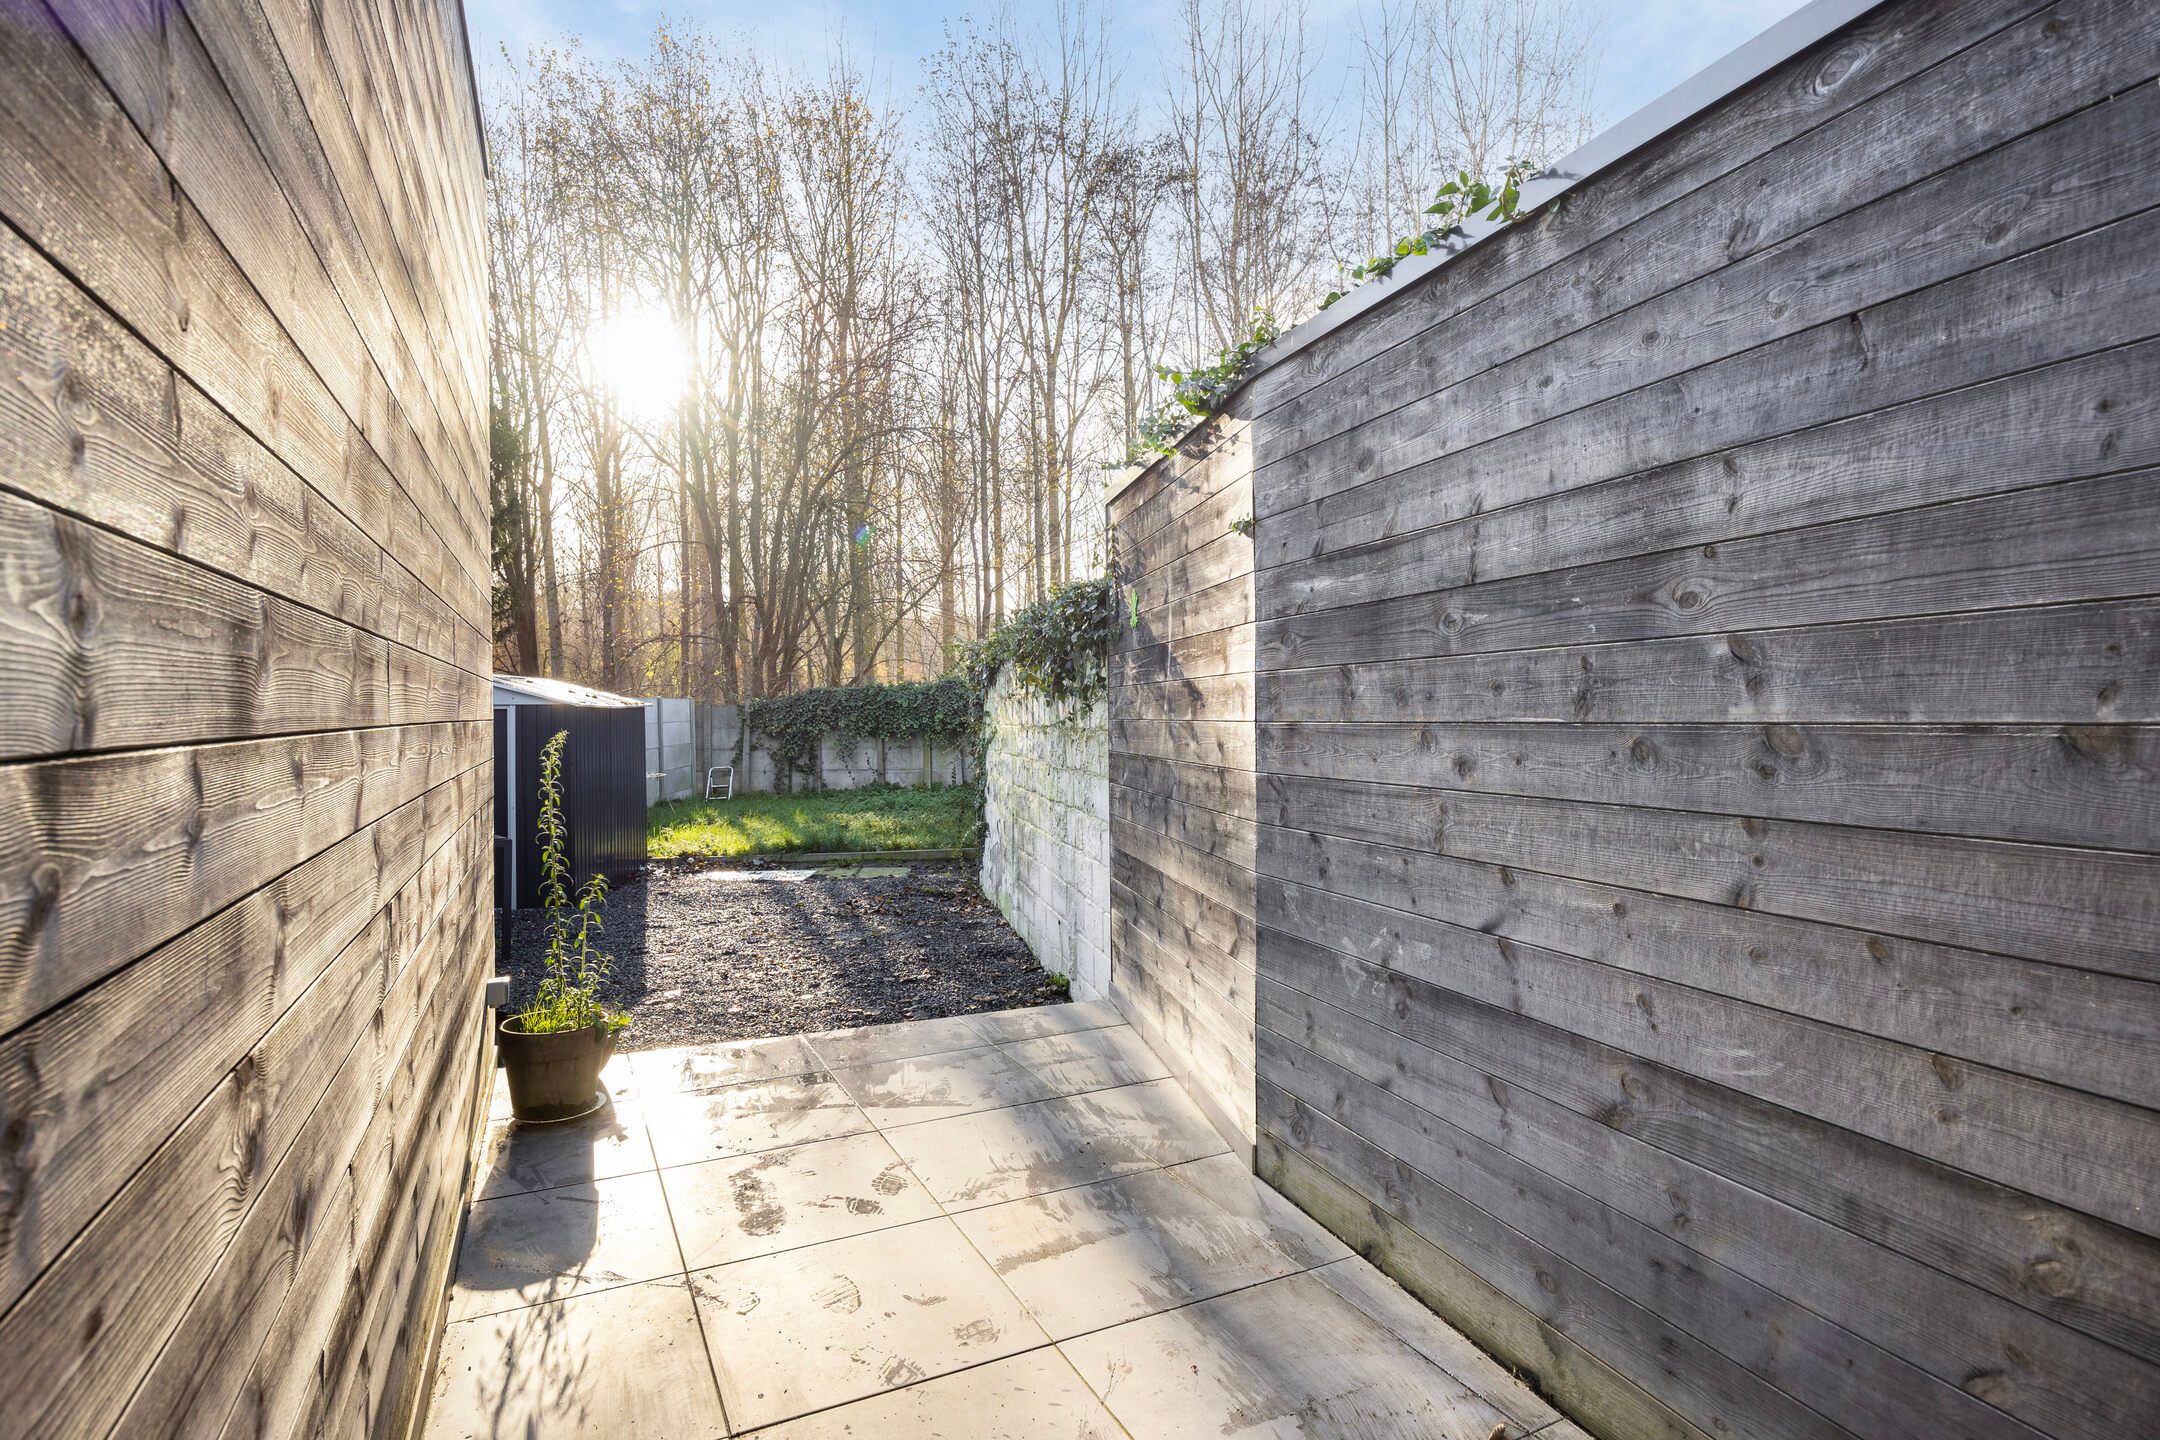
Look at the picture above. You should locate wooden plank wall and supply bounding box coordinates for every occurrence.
[1110,0,2160,1436]
[0,0,495,1436]
[1110,416,1262,1158]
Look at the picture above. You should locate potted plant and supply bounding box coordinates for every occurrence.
[500,729,631,1122]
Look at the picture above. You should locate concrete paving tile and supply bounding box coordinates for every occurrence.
[645,1073,872,1169]
[998,1024,1169,1097]
[878,1093,1122,1210]
[450,1171,683,1321]
[633,1035,822,1094]
[967,1000,1122,1043]
[475,1075,655,1201]
[954,1165,1312,1338]
[805,1013,996,1069]
[743,1350,1123,1438]
[1162,1153,1355,1270]
[426,1277,724,1439]
[691,1217,1047,1431]
[1060,1269,1515,1440]
[666,1130,940,1269]
[886,1079,1229,1210]
[1041,1078,1231,1174]
[830,1046,1059,1127]
[1312,1258,1560,1433]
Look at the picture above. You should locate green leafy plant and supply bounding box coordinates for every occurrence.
[743,678,974,791]
[954,574,1123,717]
[1228,514,1256,538]
[1322,159,1536,308]
[951,574,1124,842]
[1043,971,1073,997]
[1125,159,1540,458]
[1130,310,1280,458]
[517,730,629,1036]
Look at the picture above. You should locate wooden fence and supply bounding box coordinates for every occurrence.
[1108,0,2160,1435]
[0,1,494,1436]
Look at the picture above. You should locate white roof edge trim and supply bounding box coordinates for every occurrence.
[491,674,644,707]
[1104,0,1887,507]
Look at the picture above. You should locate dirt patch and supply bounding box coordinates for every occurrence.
[496,860,1066,1049]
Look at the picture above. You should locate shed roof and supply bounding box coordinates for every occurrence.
[491,675,645,708]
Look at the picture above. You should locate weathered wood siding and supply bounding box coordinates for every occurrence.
[0,0,494,1436]
[1110,419,1260,1157]
[1110,0,2160,1436]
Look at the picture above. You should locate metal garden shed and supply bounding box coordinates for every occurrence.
[493,676,649,910]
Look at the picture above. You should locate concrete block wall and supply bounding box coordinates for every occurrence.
[645,698,971,800]
[980,670,1110,999]
[644,697,698,804]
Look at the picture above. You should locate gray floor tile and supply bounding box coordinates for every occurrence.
[879,1092,1121,1210]
[1162,1153,1355,1270]
[998,1024,1169,1097]
[1313,1258,1560,1433]
[954,1164,1313,1339]
[666,1130,941,1269]
[1059,1270,1514,1440]
[645,1072,872,1169]
[436,1009,1561,1440]
[450,1170,682,1321]
[831,1046,1060,1126]
[426,1277,725,1439]
[1039,1078,1231,1174]
[475,1075,655,1201]
[691,1218,1047,1431]
[887,1079,1228,1210]
[742,1350,1122,1438]
[805,1013,996,1069]
[967,1000,1122,1043]
[633,1035,822,1094]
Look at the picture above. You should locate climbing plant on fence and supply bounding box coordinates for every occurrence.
[742,677,974,789]
[955,573,1122,716]
[735,577,1120,832]
[1128,158,1538,460]
[952,573,1123,842]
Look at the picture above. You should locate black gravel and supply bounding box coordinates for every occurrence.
[494,860,1067,1048]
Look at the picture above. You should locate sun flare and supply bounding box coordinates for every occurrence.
[586,304,689,422]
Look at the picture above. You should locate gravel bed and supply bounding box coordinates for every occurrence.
[495,860,1067,1048]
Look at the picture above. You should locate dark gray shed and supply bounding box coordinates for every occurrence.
[493,676,649,909]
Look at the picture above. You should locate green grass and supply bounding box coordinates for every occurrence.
[648,783,975,860]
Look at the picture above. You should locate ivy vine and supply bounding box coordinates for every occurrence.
[743,677,973,788]
[1129,158,1537,458]
[951,573,1124,843]
[954,573,1123,717]
[1321,159,1534,308]
[732,578,1121,835]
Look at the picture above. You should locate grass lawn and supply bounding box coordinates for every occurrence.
[648,783,975,859]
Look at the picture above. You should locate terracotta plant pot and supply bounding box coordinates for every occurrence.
[498,1016,618,1122]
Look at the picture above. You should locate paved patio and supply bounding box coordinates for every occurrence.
[425,1002,1580,1438]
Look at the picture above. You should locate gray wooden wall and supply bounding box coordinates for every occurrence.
[0,0,495,1436]
[1111,418,1261,1158]
[1108,0,2160,1436]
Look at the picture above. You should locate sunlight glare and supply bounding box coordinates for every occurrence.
[587,303,689,422]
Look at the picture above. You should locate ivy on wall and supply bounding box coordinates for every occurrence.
[737,577,1119,834]
[743,677,973,788]
[955,573,1123,717]
[954,574,1123,842]
[1129,158,1538,459]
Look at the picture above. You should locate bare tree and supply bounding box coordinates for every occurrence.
[479,2,1602,698]
[1165,0,1336,353]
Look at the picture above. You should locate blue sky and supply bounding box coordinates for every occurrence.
[466,0,1814,137]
